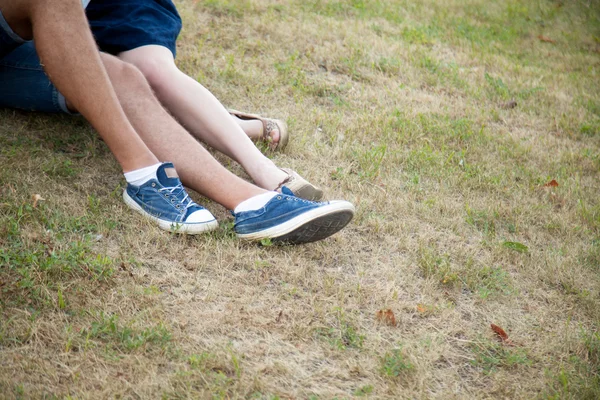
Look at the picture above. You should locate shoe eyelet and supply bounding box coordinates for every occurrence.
[171,199,176,203]
[277,196,282,200]
[151,183,156,187]
[165,194,170,198]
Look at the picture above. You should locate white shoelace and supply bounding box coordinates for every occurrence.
[159,185,196,212]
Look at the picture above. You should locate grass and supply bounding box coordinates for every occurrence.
[380,348,414,378]
[1,0,599,398]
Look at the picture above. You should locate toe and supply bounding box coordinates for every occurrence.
[264,120,281,148]
[269,128,280,148]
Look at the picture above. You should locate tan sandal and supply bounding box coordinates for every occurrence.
[275,168,324,201]
[229,109,289,151]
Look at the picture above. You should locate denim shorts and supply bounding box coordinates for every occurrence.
[0,42,70,113]
[86,0,182,57]
[0,0,179,114]
[0,0,91,113]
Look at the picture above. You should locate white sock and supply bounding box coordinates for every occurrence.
[234,192,278,213]
[124,163,162,186]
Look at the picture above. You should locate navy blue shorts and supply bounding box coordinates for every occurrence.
[86,0,182,57]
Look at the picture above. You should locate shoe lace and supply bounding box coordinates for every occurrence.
[159,184,196,211]
[278,193,316,205]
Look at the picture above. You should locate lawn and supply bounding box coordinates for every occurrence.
[1,0,599,398]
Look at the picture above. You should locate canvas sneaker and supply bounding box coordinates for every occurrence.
[233,187,355,244]
[123,162,218,234]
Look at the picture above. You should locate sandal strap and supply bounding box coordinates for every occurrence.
[264,119,279,142]
[228,108,271,140]
[275,170,292,192]
[229,108,288,150]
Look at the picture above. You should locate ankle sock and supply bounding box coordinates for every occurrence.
[124,163,162,186]
[234,192,277,213]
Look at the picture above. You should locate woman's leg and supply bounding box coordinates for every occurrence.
[118,45,289,191]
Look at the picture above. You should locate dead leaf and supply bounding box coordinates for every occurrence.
[32,194,45,208]
[538,35,556,43]
[491,323,514,345]
[490,323,508,340]
[275,310,283,323]
[543,179,559,187]
[376,309,397,327]
[416,304,427,313]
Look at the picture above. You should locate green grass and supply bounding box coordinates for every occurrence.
[316,308,366,350]
[380,348,414,378]
[542,327,600,399]
[80,313,172,353]
[470,339,531,374]
[0,203,115,314]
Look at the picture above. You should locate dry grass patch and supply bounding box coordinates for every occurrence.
[2,0,600,398]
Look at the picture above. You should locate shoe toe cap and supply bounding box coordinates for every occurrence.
[185,209,216,224]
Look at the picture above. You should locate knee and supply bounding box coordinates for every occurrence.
[102,54,149,90]
[129,56,178,92]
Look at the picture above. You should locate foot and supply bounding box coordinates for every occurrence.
[123,162,218,234]
[233,187,354,244]
[263,119,284,149]
[275,168,324,201]
[230,110,289,151]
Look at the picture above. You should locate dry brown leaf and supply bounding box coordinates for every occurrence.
[376,309,397,327]
[491,323,513,345]
[32,194,45,208]
[543,179,559,187]
[538,35,556,43]
[491,323,508,340]
[416,304,427,313]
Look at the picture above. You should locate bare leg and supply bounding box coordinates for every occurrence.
[118,45,289,190]
[0,0,157,172]
[99,53,266,210]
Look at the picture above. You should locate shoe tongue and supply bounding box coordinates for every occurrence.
[281,186,295,196]
[156,162,181,187]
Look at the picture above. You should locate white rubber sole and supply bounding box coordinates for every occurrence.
[123,190,218,234]
[236,200,355,243]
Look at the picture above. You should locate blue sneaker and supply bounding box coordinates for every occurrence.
[123,162,218,234]
[233,187,355,244]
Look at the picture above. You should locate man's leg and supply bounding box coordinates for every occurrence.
[118,45,290,191]
[101,53,354,243]
[100,53,267,211]
[0,0,157,172]
[0,41,354,241]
